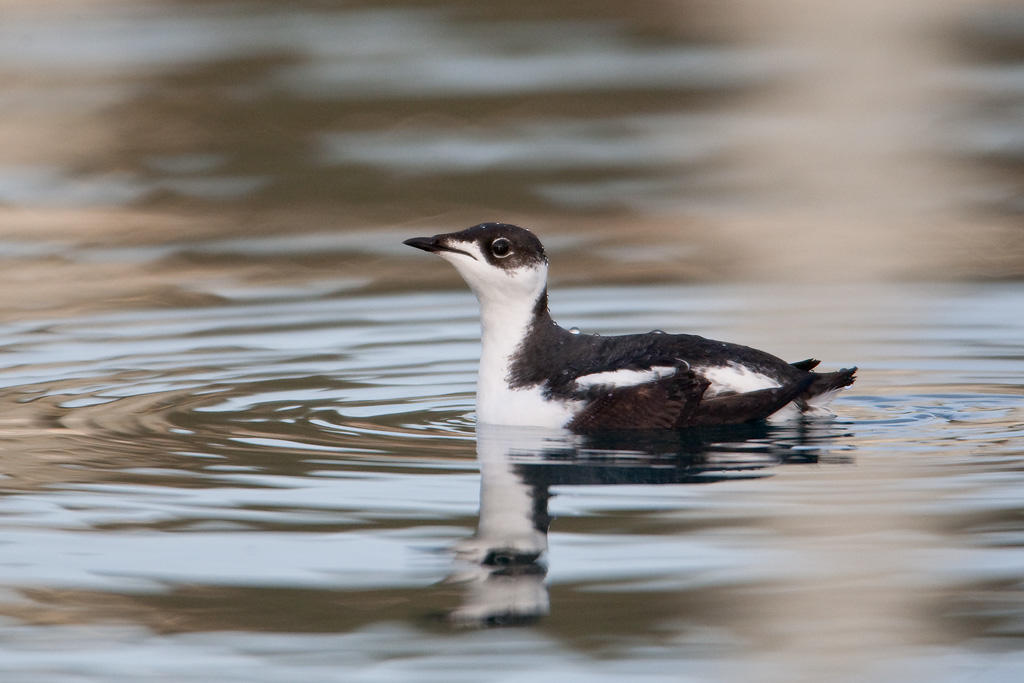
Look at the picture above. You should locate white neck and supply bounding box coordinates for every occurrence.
[475,287,544,424]
[473,286,578,428]
[439,252,575,427]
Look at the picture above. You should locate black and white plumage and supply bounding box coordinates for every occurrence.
[404,223,856,432]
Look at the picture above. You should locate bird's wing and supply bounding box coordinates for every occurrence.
[567,368,816,433]
[683,376,813,427]
[567,368,709,432]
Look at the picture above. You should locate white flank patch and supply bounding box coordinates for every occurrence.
[806,387,842,408]
[697,362,781,398]
[574,366,678,390]
[765,402,803,422]
[767,382,844,422]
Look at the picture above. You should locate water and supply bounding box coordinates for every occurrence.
[0,278,1022,682]
[2,1,1023,681]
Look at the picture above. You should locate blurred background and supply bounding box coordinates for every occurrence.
[1,0,1021,321]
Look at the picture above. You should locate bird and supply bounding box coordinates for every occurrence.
[403,223,856,432]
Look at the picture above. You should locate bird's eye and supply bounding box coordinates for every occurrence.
[490,237,512,258]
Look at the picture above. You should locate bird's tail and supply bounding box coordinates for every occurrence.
[808,367,857,394]
[799,367,857,410]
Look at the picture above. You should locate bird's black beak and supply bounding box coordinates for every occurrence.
[403,235,476,259]
[403,236,442,253]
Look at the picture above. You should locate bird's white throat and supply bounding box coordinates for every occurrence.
[438,251,576,427]
[473,269,573,427]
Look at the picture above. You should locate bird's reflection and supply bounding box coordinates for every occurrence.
[445,420,851,627]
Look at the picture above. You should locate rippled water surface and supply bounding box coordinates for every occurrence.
[1,279,1022,682]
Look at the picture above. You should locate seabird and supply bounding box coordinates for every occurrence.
[404,223,856,431]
